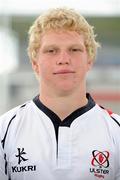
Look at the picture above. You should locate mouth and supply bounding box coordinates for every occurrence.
[53,70,75,75]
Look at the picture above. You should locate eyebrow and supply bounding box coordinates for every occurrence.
[42,43,85,49]
[42,45,58,49]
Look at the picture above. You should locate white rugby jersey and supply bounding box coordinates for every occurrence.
[0,93,120,180]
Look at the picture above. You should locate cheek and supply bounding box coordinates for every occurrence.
[38,62,52,80]
[74,62,91,78]
[76,56,92,72]
[74,60,87,71]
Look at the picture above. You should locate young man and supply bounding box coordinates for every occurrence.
[0,8,120,180]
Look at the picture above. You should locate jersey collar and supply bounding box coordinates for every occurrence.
[33,93,96,127]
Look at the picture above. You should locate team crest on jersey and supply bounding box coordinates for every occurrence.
[89,150,110,179]
[11,147,36,173]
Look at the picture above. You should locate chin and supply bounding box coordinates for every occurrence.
[55,84,76,96]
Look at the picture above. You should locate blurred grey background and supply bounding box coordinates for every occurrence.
[0,0,120,115]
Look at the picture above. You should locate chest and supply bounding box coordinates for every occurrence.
[6,119,116,180]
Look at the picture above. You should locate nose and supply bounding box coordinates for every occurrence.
[56,51,71,65]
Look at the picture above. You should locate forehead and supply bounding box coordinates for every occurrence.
[40,30,85,47]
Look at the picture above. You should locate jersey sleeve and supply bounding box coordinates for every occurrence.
[0,109,17,180]
[0,134,8,180]
[0,104,24,180]
[111,113,120,180]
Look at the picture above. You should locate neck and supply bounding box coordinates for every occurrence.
[39,88,88,121]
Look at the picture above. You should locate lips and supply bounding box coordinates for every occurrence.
[53,70,75,75]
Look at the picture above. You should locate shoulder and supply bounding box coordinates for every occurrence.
[95,105,120,138]
[94,105,120,148]
[0,100,32,137]
[110,113,120,126]
[99,105,120,127]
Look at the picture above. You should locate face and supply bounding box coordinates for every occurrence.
[32,30,93,95]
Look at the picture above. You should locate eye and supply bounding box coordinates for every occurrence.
[46,48,58,54]
[71,48,83,52]
[48,49,55,53]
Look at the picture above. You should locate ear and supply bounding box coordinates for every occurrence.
[32,60,40,75]
[87,57,93,71]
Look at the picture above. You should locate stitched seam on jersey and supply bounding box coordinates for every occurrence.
[111,117,120,127]
[1,115,16,149]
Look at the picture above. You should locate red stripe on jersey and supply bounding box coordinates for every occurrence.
[99,105,113,116]
[106,109,113,116]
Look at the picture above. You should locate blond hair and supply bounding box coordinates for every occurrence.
[28,7,100,62]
